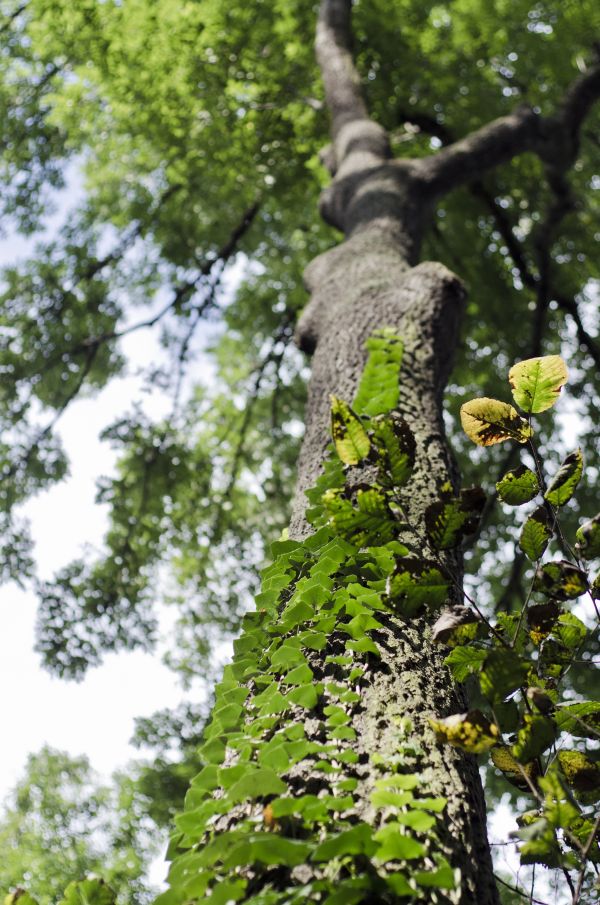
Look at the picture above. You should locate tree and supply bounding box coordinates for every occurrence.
[0,747,159,904]
[0,0,599,903]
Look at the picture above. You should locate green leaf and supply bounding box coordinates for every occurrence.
[312,824,377,861]
[508,355,568,413]
[544,449,583,507]
[533,560,588,599]
[322,487,396,547]
[517,817,562,867]
[393,810,437,831]
[480,649,529,702]
[491,746,538,791]
[413,860,456,889]
[387,558,449,616]
[371,414,415,488]
[554,611,587,650]
[424,485,485,550]
[429,709,499,753]
[496,465,539,505]
[286,683,321,709]
[460,397,532,446]
[432,605,482,646]
[353,329,403,416]
[374,823,426,861]
[557,751,600,803]
[59,881,115,905]
[224,834,312,868]
[282,663,313,685]
[512,714,556,762]
[323,877,372,905]
[228,768,287,802]
[555,702,600,739]
[519,505,552,561]
[5,896,38,905]
[575,513,600,559]
[330,396,371,465]
[444,645,487,682]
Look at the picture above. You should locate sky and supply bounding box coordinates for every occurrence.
[0,197,216,886]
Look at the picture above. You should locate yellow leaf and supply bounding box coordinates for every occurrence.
[460,398,532,446]
[429,709,499,753]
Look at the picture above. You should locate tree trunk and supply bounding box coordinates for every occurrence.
[288,224,499,902]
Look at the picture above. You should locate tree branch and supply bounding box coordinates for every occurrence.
[400,111,600,368]
[416,59,600,195]
[316,0,390,172]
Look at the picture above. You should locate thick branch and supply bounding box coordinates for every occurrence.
[416,60,600,194]
[400,111,600,367]
[316,0,390,173]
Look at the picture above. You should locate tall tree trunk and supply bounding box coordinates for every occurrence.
[285,2,500,899]
[290,228,498,901]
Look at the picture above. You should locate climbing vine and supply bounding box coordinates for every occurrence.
[153,334,599,903]
[5,338,598,905]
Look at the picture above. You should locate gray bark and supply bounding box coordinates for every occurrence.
[288,221,499,903]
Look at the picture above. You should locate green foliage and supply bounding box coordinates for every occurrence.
[0,748,159,905]
[154,331,459,903]
[329,397,370,465]
[508,355,568,414]
[0,0,599,899]
[447,354,600,884]
[496,465,539,505]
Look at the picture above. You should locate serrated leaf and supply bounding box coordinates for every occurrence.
[425,485,485,550]
[430,709,499,753]
[460,398,532,446]
[496,465,539,505]
[444,645,487,681]
[519,506,552,561]
[555,702,600,739]
[386,558,449,616]
[371,413,415,488]
[558,751,600,803]
[330,396,370,465]
[508,355,568,413]
[480,649,529,702]
[527,601,561,645]
[322,487,396,547]
[432,605,482,646]
[353,328,403,416]
[575,513,600,559]
[512,714,556,762]
[544,449,583,507]
[533,560,588,599]
[491,746,538,791]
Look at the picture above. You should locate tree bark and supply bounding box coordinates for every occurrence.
[282,2,501,899]
[288,218,499,901]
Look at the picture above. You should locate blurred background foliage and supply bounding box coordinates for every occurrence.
[0,0,599,899]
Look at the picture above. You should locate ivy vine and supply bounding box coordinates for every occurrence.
[7,339,599,905]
